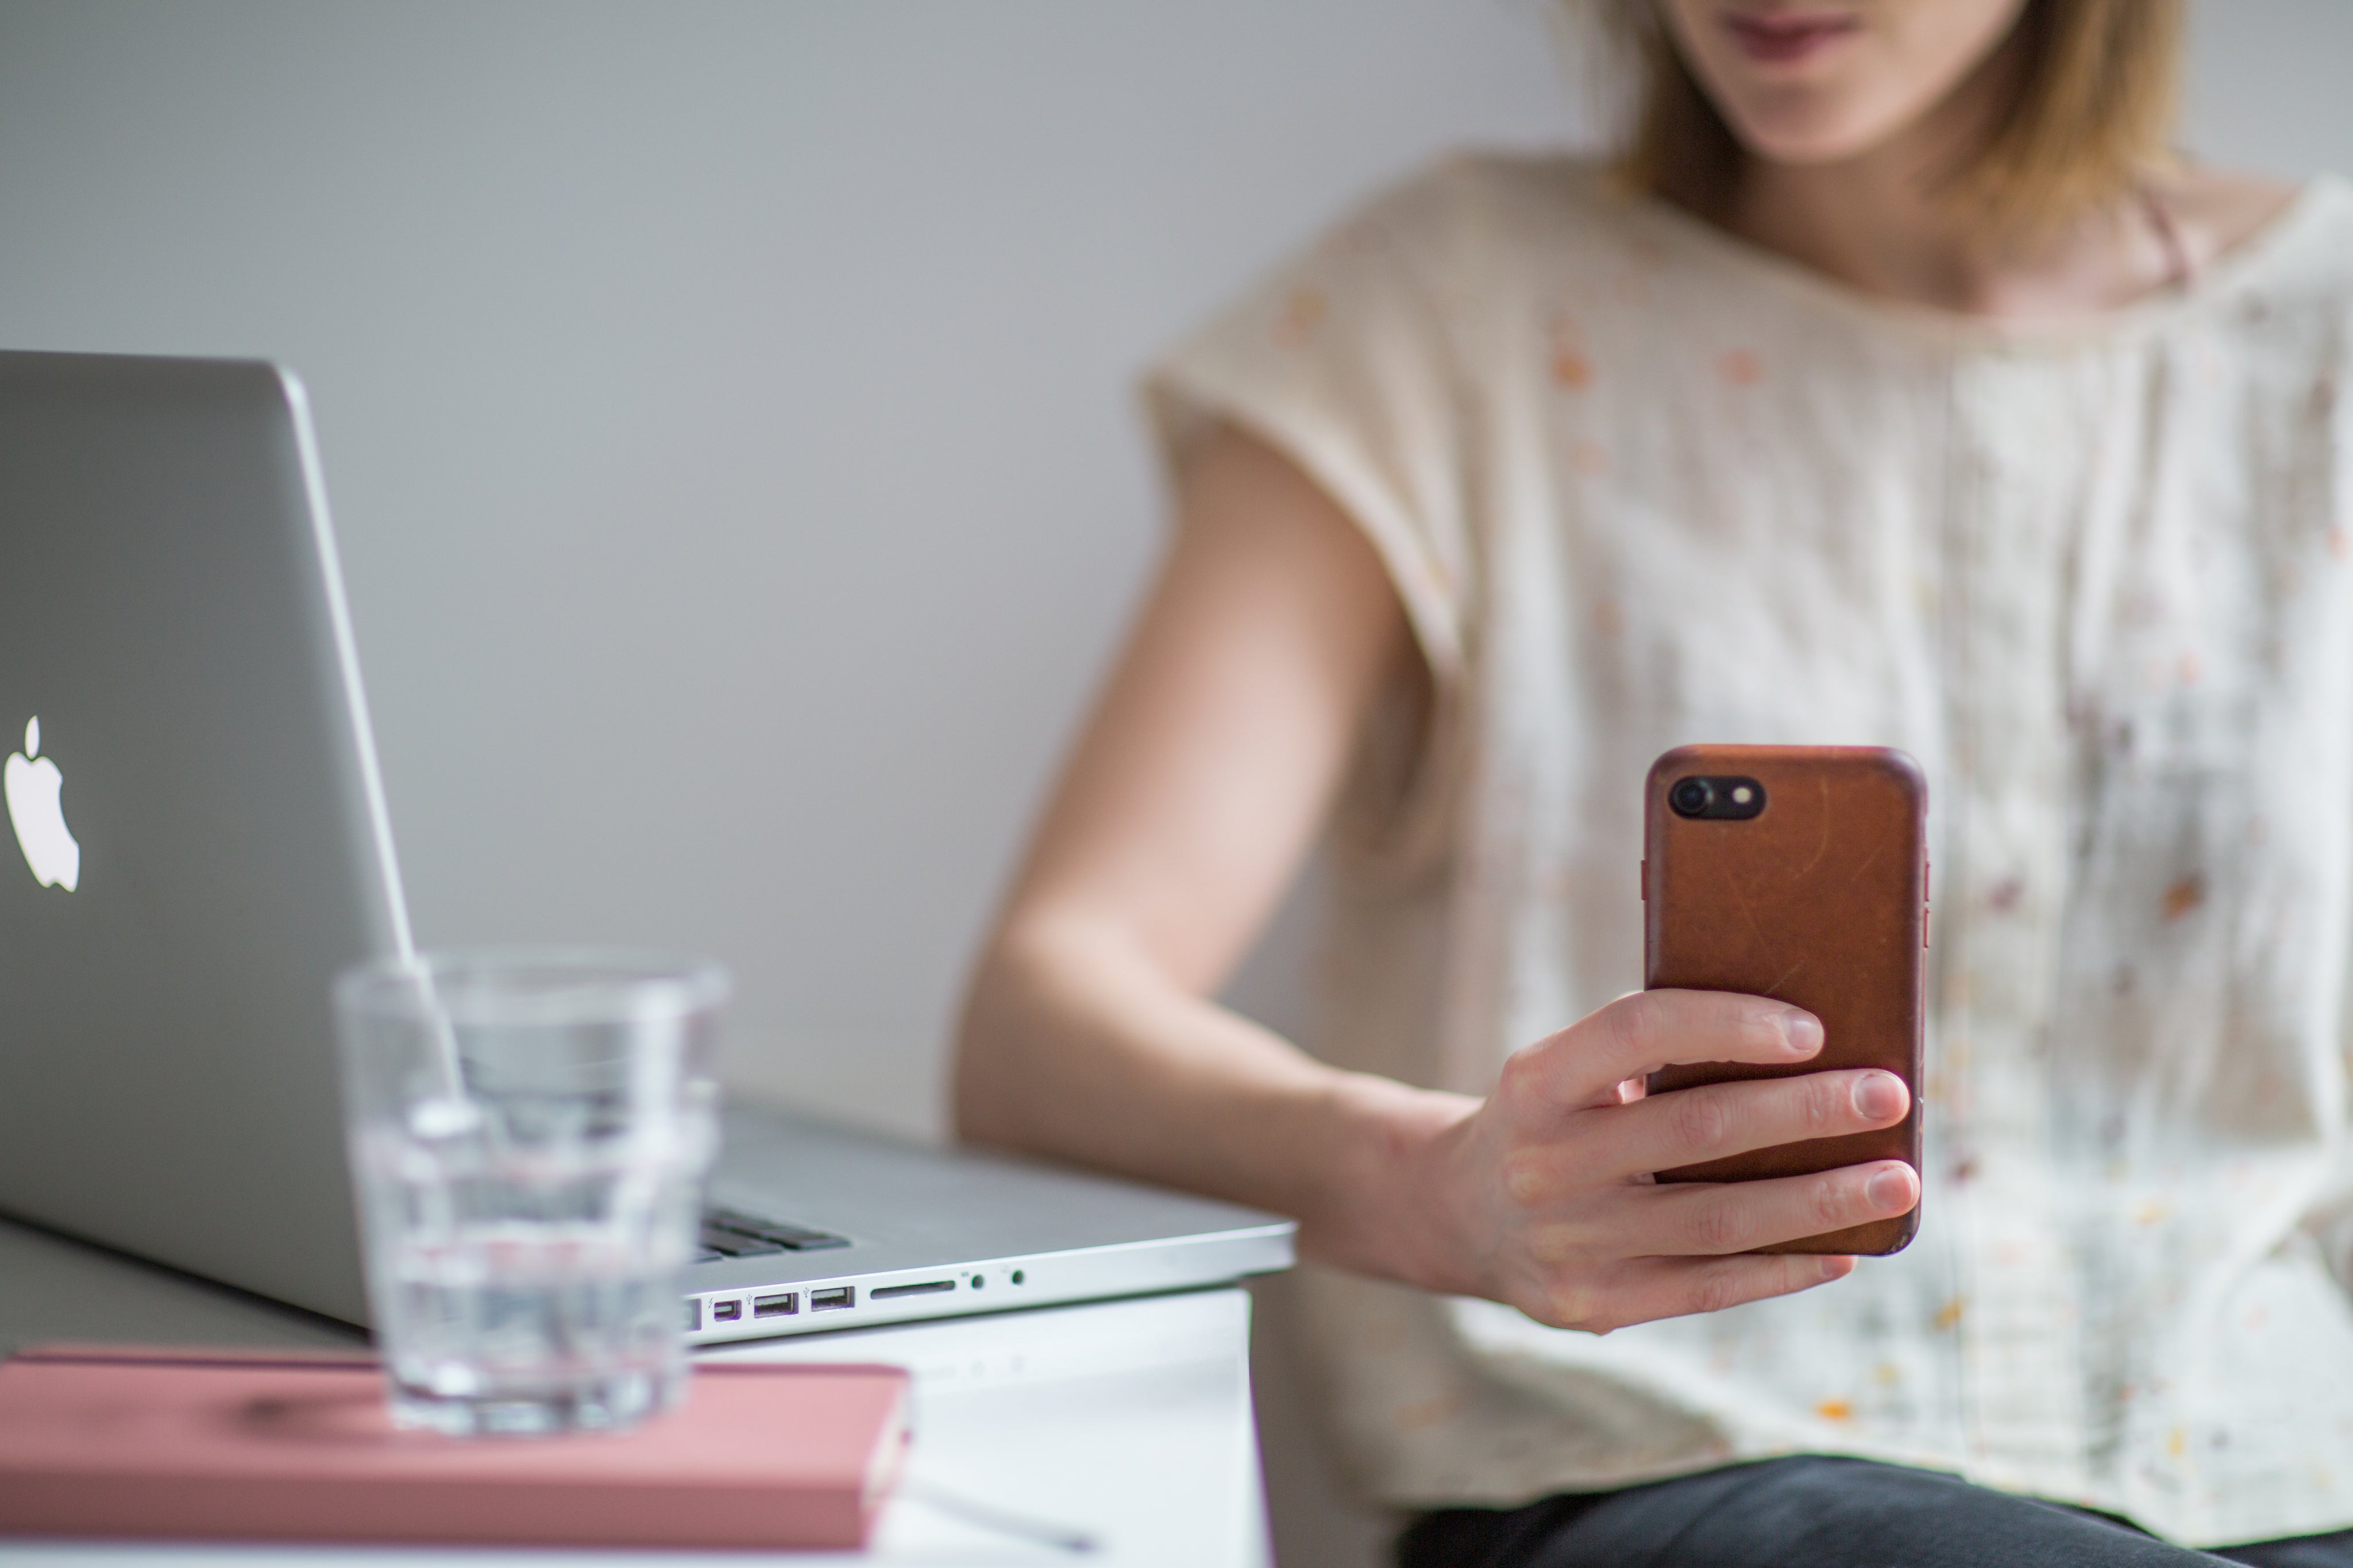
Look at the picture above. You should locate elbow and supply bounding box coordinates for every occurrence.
[951,907,1160,1163]
[950,910,1118,1157]
[949,945,1030,1153]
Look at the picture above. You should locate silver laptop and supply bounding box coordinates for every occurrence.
[0,349,1293,1340]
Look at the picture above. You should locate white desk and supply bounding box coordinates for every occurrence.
[0,1217,1272,1566]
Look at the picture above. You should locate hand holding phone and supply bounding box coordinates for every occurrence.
[1641,744,1928,1255]
[1414,983,1919,1334]
[1373,743,1922,1330]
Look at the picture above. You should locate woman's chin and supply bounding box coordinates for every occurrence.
[1722,105,1903,168]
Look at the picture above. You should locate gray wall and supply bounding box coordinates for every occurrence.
[0,5,2346,1563]
[0,0,1586,1140]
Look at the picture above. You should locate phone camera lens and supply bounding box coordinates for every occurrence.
[1669,778,1713,817]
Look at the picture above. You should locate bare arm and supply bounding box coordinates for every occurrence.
[953,424,1918,1329]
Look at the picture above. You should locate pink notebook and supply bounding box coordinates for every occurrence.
[0,1345,910,1549]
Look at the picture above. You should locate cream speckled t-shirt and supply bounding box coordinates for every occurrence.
[1144,155,2353,1548]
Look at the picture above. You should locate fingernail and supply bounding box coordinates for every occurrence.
[1852,1071,1905,1121]
[1781,1011,1823,1054]
[1865,1165,1914,1211]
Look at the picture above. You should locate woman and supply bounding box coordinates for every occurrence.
[956,1,2353,1562]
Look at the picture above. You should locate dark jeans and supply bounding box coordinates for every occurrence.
[1398,1457,2353,1568]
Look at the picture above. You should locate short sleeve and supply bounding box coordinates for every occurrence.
[1139,169,1477,705]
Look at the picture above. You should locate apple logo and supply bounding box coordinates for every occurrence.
[5,717,80,891]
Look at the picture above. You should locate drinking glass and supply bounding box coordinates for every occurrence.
[333,949,727,1436]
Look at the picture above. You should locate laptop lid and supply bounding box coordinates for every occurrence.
[0,350,403,1325]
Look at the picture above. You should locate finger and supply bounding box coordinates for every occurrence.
[1625,1160,1920,1258]
[1503,990,1822,1115]
[1581,1068,1911,1182]
[1541,1253,1855,1335]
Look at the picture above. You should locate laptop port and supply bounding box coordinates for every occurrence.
[754,1292,799,1318]
[871,1280,955,1300]
[712,1300,742,1322]
[811,1287,854,1312]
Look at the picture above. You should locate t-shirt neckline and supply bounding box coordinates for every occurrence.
[1612,170,2343,353]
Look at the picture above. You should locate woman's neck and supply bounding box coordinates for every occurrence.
[1709,30,2197,321]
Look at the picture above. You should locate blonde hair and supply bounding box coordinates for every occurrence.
[1587,0,2186,242]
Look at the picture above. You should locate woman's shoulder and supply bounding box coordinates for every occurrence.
[2168,166,2353,309]
[1364,148,1620,222]
[1320,150,1675,307]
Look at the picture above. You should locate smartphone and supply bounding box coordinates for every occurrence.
[1641,744,1927,1256]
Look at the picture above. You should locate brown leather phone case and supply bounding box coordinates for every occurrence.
[1642,744,1926,1256]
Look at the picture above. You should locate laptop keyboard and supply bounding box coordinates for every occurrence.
[697,1206,852,1261]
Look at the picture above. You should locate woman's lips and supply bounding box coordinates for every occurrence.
[1720,9,1862,64]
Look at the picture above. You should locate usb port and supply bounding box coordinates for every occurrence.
[754,1292,799,1318]
[712,1300,742,1322]
[811,1286,854,1312]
